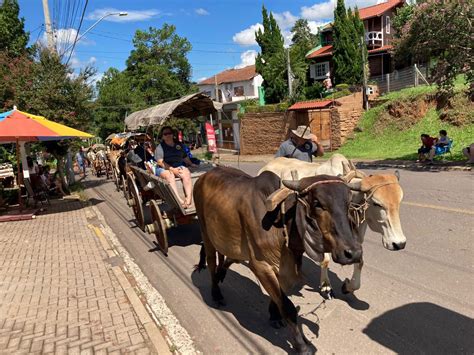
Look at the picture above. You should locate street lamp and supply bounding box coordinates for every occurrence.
[63,11,128,55]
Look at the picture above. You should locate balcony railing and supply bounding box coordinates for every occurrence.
[365,31,383,46]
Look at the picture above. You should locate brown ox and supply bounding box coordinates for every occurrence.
[193,166,362,353]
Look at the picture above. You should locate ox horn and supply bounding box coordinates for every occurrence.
[266,187,293,211]
[342,160,351,175]
[282,179,301,192]
[346,180,363,191]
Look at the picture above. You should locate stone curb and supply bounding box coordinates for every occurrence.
[85,207,172,355]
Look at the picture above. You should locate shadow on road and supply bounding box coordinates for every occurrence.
[191,267,320,354]
[297,256,370,311]
[363,302,474,353]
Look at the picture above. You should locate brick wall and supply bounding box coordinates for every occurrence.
[330,91,364,149]
[240,112,294,155]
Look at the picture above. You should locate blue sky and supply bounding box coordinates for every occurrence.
[19,0,378,84]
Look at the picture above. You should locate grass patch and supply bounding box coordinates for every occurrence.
[337,82,473,161]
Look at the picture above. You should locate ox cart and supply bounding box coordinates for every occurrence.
[121,93,222,255]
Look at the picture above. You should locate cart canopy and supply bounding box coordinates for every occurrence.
[124,93,222,130]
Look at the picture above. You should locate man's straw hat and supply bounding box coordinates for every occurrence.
[291,125,312,140]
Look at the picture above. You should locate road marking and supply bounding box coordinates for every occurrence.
[403,201,474,215]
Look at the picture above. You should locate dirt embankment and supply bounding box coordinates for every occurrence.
[373,92,473,134]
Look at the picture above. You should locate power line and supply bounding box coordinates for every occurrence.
[65,0,89,66]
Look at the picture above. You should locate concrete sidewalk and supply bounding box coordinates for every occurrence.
[0,198,168,354]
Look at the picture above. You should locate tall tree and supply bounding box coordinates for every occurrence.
[255,6,287,103]
[290,19,319,101]
[394,0,473,97]
[94,68,136,138]
[126,24,193,107]
[0,0,29,56]
[332,0,366,85]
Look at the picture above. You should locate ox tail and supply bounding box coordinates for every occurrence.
[278,246,304,293]
[193,243,207,272]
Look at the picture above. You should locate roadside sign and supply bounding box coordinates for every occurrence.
[205,122,217,153]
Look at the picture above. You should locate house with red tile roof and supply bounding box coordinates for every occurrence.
[197,65,263,103]
[306,0,405,84]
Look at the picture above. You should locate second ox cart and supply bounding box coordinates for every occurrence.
[120,93,222,255]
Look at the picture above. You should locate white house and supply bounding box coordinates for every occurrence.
[197,65,263,103]
[196,65,263,151]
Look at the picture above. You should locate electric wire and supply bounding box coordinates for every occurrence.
[65,0,89,66]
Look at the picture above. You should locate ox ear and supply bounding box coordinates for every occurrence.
[266,187,294,211]
[394,170,400,181]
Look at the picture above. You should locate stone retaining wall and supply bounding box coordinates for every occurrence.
[240,112,293,155]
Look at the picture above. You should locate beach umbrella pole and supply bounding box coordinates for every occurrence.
[15,139,23,211]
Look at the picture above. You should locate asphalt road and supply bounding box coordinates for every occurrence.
[84,164,474,354]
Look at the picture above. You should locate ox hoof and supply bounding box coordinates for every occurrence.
[341,279,354,294]
[320,284,335,299]
[269,319,286,329]
[215,267,227,283]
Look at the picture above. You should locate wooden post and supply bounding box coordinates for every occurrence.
[386,73,390,93]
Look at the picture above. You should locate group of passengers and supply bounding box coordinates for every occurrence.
[417,130,451,164]
[26,156,66,197]
[126,127,200,209]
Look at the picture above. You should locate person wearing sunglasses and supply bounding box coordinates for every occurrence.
[154,126,198,208]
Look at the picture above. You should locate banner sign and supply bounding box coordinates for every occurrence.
[205,122,217,153]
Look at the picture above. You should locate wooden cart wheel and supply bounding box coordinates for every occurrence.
[127,173,145,230]
[122,174,130,200]
[112,166,119,191]
[148,199,168,255]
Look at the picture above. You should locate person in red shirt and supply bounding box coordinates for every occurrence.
[417,134,435,162]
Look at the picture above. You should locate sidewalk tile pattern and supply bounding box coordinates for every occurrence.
[0,200,156,354]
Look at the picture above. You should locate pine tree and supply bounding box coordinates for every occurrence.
[255,6,287,103]
[0,0,29,56]
[332,0,366,85]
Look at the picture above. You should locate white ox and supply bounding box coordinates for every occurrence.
[258,154,407,296]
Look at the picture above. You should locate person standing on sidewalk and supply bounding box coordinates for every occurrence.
[275,125,324,162]
[76,148,86,177]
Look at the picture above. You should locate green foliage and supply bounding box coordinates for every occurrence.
[332,0,366,85]
[0,52,34,110]
[126,24,193,107]
[94,24,195,139]
[289,19,319,102]
[165,118,199,137]
[0,145,15,163]
[0,0,29,56]
[255,6,287,104]
[244,102,289,113]
[305,82,325,100]
[394,1,473,96]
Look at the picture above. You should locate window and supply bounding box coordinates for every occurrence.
[310,62,330,80]
[224,83,232,91]
[386,16,390,34]
[233,86,244,96]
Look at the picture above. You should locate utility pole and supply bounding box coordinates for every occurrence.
[42,0,55,52]
[287,48,293,97]
[360,36,368,110]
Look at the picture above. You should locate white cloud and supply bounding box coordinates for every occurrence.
[273,11,298,30]
[307,20,328,34]
[195,8,209,16]
[197,77,208,83]
[86,8,160,22]
[232,23,263,46]
[235,50,257,69]
[301,0,379,21]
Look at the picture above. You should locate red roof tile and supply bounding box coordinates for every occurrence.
[198,65,258,85]
[306,45,333,59]
[289,100,334,111]
[359,0,404,20]
[368,45,393,53]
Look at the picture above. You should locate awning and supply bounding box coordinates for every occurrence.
[125,93,223,130]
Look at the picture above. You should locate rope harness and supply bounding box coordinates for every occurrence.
[348,181,399,227]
